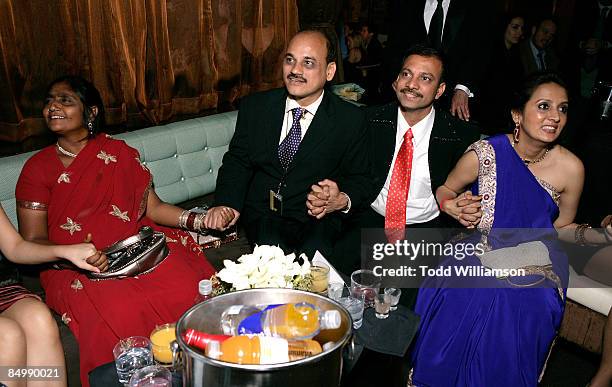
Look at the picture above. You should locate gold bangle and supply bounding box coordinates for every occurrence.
[575,223,591,246]
[178,210,190,229]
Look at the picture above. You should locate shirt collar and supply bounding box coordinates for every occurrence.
[397,106,435,141]
[285,90,325,117]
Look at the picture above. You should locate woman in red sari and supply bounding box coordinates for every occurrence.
[16,76,217,386]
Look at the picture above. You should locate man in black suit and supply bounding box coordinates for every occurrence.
[310,44,481,387]
[309,45,481,283]
[385,0,494,122]
[203,30,370,256]
[516,17,560,78]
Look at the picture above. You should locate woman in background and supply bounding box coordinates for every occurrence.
[0,204,97,387]
[478,13,525,134]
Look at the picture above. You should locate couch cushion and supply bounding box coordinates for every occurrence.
[568,266,612,316]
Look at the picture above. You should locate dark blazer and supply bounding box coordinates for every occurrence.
[365,102,480,205]
[516,39,560,79]
[214,87,370,226]
[386,0,494,95]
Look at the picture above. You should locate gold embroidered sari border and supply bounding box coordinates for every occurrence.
[17,200,48,211]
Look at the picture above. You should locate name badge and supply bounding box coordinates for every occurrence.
[269,190,283,215]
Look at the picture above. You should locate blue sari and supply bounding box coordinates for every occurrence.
[409,135,567,386]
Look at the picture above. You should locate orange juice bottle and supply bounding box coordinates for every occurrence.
[205,335,322,364]
[258,302,341,340]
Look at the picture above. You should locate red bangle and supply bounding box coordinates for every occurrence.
[186,212,197,230]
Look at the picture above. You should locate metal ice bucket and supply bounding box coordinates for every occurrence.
[174,288,353,387]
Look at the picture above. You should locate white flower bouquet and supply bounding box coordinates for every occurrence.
[211,245,313,295]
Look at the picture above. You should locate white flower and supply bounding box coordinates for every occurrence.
[216,245,312,291]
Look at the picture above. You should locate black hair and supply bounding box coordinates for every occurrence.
[45,75,106,137]
[531,15,557,33]
[400,44,446,84]
[298,29,337,65]
[510,72,568,113]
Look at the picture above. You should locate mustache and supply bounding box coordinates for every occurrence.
[288,74,306,82]
[400,87,422,98]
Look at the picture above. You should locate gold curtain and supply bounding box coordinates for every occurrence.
[0,0,298,142]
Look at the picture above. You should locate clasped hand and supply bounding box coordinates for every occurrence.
[203,206,240,231]
[306,179,347,219]
[441,191,483,229]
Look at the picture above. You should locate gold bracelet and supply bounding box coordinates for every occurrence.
[178,210,190,229]
[575,223,591,246]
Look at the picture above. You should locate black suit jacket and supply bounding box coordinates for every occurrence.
[516,40,560,79]
[365,102,480,206]
[214,88,370,226]
[386,0,494,95]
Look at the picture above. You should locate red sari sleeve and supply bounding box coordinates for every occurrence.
[15,148,57,209]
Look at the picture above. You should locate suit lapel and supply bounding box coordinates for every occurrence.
[443,0,466,50]
[287,92,334,172]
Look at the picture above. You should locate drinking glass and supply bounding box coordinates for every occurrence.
[374,294,390,319]
[113,336,154,385]
[129,365,172,387]
[327,282,344,301]
[384,287,402,311]
[150,323,176,365]
[310,263,330,294]
[338,295,365,329]
[350,269,381,308]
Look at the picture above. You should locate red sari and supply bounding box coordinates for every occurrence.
[16,134,215,386]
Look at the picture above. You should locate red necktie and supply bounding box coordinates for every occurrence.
[385,128,414,242]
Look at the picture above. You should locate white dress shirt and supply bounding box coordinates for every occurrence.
[424,0,451,38]
[423,0,473,97]
[371,107,440,224]
[279,91,324,144]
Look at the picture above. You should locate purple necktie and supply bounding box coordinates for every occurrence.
[278,108,304,169]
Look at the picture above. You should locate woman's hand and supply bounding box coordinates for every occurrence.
[59,243,106,272]
[441,191,483,229]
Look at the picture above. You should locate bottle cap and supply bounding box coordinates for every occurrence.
[199,279,212,295]
[320,310,341,330]
[205,340,222,360]
[322,341,335,351]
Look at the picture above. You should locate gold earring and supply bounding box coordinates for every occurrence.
[513,122,520,144]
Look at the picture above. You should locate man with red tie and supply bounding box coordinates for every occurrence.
[308,45,480,291]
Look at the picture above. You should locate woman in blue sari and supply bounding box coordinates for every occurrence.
[409,73,587,386]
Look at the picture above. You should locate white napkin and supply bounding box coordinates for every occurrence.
[312,251,346,286]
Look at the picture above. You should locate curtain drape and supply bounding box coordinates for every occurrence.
[0,0,298,142]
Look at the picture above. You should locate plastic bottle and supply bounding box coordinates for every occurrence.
[205,335,322,364]
[220,305,265,335]
[236,302,341,340]
[182,328,231,351]
[194,279,213,304]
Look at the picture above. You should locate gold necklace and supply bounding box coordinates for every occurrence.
[511,142,550,165]
[56,143,78,158]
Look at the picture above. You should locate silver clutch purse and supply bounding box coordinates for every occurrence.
[88,226,169,280]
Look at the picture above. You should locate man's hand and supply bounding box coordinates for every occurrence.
[203,206,240,231]
[441,191,482,228]
[306,179,348,219]
[450,89,470,121]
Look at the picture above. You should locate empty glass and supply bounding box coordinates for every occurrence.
[384,287,402,311]
[338,295,365,329]
[350,269,381,308]
[129,364,172,386]
[374,294,390,319]
[327,282,344,301]
[113,336,154,385]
